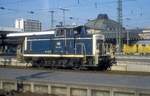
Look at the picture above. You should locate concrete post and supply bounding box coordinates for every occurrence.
[48,84,52,94]
[135,91,139,96]
[67,86,71,96]
[14,82,18,91]
[0,80,3,89]
[110,88,114,96]
[30,83,34,93]
[87,88,91,96]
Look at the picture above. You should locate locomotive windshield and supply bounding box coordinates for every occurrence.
[55,29,65,37]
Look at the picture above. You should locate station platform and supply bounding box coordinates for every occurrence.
[111,55,150,72]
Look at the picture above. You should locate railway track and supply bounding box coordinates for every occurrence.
[1,65,150,76]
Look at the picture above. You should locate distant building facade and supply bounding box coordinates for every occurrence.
[139,28,150,40]
[126,28,150,42]
[84,14,129,53]
[15,18,42,32]
[85,14,126,44]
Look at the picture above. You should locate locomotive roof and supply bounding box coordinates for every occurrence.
[55,25,81,29]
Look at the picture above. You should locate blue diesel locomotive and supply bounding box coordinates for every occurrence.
[23,26,114,70]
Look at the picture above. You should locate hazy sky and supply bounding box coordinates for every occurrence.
[0,0,150,30]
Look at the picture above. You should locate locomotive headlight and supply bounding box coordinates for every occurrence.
[57,42,61,46]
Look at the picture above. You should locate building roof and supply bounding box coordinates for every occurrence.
[85,14,122,31]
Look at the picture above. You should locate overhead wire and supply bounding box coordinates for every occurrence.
[0,0,31,5]
[0,0,146,28]
[0,0,117,14]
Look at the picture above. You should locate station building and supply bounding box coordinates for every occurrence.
[85,14,126,53]
[84,14,150,55]
[85,14,126,44]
